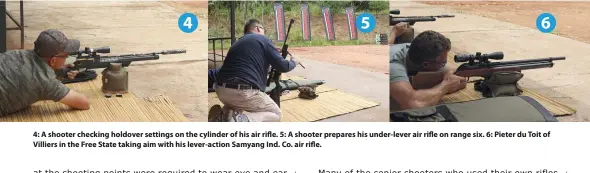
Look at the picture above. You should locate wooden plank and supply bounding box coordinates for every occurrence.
[0,95,188,122]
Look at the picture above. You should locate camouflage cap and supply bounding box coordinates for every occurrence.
[34,29,80,58]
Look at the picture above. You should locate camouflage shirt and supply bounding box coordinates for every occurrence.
[0,50,70,116]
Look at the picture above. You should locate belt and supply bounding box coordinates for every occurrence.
[217,82,259,90]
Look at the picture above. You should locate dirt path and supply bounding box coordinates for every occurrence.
[422,1,590,44]
[290,45,389,74]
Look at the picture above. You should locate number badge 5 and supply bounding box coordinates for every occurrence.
[356,12,376,33]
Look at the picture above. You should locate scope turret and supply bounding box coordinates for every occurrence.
[390,9,400,15]
[454,52,504,63]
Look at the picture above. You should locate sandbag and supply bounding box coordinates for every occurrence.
[390,96,557,122]
[475,71,524,97]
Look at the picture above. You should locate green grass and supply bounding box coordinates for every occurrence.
[208,1,389,50]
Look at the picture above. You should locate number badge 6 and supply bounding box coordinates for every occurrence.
[536,13,556,33]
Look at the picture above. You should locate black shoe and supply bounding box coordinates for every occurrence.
[208,105,225,122]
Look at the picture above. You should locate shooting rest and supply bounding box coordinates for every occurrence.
[101,63,129,94]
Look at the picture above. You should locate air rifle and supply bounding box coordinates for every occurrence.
[390,9,454,26]
[266,19,295,107]
[454,52,565,96]
[60,46,186,84]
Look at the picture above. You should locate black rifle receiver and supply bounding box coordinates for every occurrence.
[267,19,295,107]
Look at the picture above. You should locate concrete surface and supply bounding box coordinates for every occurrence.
[289,58,389,122]
[4,1,208,121]
[390,1,590,121]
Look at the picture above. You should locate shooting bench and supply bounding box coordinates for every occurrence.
[1,0,24,53]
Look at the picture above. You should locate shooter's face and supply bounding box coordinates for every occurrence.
[421,51,448,72]
[255,25,265,35]
[49,52,69,69]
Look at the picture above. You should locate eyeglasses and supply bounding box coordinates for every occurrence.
[256,25,265,30]
[426,60,447,67]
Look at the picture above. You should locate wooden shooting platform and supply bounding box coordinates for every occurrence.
[208,75,381,122]
[442,53,577,117]
[0,75,189,122]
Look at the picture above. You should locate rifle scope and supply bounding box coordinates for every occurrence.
[454,52,504,63]
[70,46,111,55]
[390,9,400,15]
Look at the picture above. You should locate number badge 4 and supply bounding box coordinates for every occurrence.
[179,12,198,33]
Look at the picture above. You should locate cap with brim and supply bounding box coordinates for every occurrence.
[34,29,80,58]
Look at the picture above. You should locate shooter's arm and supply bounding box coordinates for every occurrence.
[265,38,296,72]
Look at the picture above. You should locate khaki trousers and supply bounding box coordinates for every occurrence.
[214,84,282,122]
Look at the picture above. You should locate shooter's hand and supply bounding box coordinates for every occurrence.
[64,64,79,80]
[289,54,299,65]
[392,22,409,37]
[443,72,467,94]
[67,70,80,80]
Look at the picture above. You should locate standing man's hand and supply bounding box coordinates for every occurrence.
[389,22,409,44]
[289,54,299,65]
[393,22,409,37]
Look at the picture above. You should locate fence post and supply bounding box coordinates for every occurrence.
[1,1,6,53]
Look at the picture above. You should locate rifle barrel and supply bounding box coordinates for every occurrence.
[494,61,556,70]
[100,55,159,63]
[115,49,186,57]
[391,17,436,22]
[490,57,566,67]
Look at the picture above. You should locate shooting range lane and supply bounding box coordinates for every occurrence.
[289,45,389,74]
[6,1,208,121]
[16,1,204,62]
[208,75,380,122]
[391,1,587,120]
[287,58,389,122]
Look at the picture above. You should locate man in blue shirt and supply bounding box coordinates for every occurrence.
[210,19,299,122]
